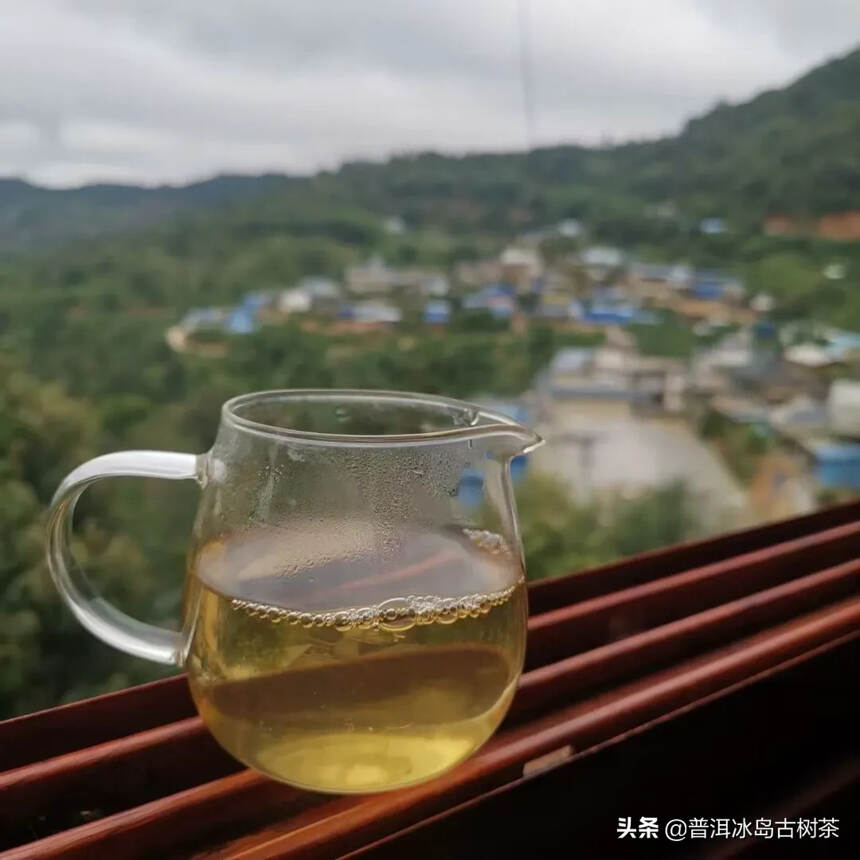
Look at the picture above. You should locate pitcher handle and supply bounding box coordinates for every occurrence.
[46,450,203,666]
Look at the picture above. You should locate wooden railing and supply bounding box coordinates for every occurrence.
[1,501,857,858]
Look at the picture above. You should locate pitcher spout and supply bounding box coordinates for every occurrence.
[470,423,544,459]
[506,426,544,456]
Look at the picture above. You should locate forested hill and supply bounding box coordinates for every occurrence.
[1,44,858,250]
[0,174,295,251]
[635,43,860,216]
[324,45,860,228]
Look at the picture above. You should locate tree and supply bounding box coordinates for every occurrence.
[0,362,176,718]
[511,473,700,582]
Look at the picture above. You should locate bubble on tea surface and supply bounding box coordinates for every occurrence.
[229,579,520,633]
[377,597,415,632]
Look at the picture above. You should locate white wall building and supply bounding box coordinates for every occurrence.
[828,380,860,438]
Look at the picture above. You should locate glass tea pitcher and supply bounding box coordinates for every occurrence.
[47,390,542,793]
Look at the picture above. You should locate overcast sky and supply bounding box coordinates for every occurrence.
[1,1,858,188]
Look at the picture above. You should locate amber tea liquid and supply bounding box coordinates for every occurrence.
[184,528,526,793]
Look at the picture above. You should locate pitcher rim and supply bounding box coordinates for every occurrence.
[222,388,542,449]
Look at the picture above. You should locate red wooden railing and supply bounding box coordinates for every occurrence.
[1,501,857,858]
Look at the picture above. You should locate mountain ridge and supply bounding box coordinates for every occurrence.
[1,45,857,249]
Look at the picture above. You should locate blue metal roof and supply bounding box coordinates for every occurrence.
[811,442,860,489]
[692,280,727,300]
[424,300,451,324]
[225,307,257,334]
[484,282,517,298]
[182,307,221,328]
[811,441,860,462]
[463,289,515,318]
[240,292,269,310]
[581,304,657,325]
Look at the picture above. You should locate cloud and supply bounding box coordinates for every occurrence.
[1,0,857,187]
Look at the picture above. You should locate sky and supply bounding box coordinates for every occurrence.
[1,0,858,188]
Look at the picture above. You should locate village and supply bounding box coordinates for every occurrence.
[166,217,860,529]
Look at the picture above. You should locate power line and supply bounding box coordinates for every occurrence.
[516,0,537,150]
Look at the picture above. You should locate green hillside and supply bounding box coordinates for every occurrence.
[0,174,294,251]
[325,46,860,228]
[637,44,860,216]
[1,45,859,720]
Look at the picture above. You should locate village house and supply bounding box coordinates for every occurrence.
[828,379,860,438]
[534,290,576,320]
[180,307,224,331]
[823,262,846,280]
[570,285,657,326]
[417,274,450,296]
[672,297,754,325]
[731,350,823,404]
[690,272,745,303]
[801,439,860,490]
[770,395,830,438]
[816,211,860,241]
[338,301,402,325]
[764,211,860,241]
[453,258,504,288]
[224,306,257,334]
[180,291,271,337]
[463,283,516,319]
[699,217,727,235]
[344,256,398,294]
[764,214,805,236]
[625,262,692,303]
[578,246,626,283]
[499,246,543,293]
[546,337,685,412]
[383,215,406,235]
[785,329,860,370]
[278,276,342,315]
[519,218,584,244]
[424,299,451,325]
[750,293,776,314]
